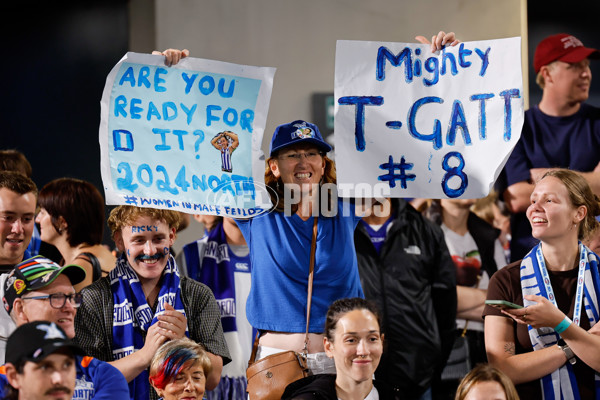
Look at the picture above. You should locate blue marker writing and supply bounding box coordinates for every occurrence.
[337,96,384,151]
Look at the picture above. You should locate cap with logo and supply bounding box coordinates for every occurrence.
[534,33,600,73]
[269,120,332,156]
[2,256,86,314]
[5,321,84,364]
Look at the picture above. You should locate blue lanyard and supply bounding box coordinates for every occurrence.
[535,243,587,326]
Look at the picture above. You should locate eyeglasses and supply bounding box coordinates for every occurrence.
[21,293,83,309]
[279,151,323,162]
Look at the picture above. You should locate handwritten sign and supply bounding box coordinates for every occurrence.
[99,52,275,216]
[334,37,523,198]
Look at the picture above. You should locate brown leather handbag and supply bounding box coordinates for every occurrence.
[246,217,318,400]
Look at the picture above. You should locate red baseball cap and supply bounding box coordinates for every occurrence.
[534,33,600,73]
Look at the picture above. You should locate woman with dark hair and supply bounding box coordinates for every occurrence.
[36,178,116,290]
[484,169,600,399]
[283,297,398,400]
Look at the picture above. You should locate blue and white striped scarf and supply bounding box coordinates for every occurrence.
[110,254,187,400]
[520,243,600,400]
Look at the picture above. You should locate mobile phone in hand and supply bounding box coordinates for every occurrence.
[485,300,523,310]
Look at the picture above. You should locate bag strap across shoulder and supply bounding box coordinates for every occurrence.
[248,217,319,365]
[302,216,318,356]
[76,252,102,282]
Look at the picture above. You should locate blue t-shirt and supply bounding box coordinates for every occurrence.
[237,198,364,333]
[0,355,129,400]
[504,103,600,260]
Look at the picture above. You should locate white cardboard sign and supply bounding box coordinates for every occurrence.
[334,37,523,198]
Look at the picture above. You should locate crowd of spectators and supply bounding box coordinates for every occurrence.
[0,30,599,400]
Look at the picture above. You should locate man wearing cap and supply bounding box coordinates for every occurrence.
[503,33,600,261]
[3,321,84,400]
[0,256,129,400]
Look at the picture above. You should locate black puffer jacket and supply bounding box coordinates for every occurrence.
[354,199,457,400]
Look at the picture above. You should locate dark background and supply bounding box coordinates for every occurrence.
[1,2,129,243]
[1,1,599,243]
[1,2,128,190]
[526,1,600,106]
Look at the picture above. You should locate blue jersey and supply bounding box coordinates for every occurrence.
[237,198,364,333]
[221,147,233,172]
[0,355,129,400]
[180,222,253,400]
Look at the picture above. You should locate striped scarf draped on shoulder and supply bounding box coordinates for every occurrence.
[520,243,600,400]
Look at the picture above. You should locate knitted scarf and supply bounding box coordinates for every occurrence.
[520,243,600,399]
[110,254,187,400]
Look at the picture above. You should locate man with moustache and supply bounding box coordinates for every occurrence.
[3,321,84,400]
[0,172,37,271]
[502,34,600,261]
[74,206,230,400]
[0,256,129,399]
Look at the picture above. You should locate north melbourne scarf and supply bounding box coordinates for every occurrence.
[110,254,187,400]
[520,243,600,400]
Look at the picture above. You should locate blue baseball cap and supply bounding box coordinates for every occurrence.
[269,120,332,156]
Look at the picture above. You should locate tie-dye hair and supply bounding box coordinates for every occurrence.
[149,337,212,390]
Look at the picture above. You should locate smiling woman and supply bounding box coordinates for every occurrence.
[234,119,364,374]
[483,169,600,399]
[149,337,212,400]
[282,298,399,400]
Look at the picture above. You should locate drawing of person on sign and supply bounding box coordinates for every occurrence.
[210,131,239,173]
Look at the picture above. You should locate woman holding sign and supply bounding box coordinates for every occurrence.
[483,169,600,399]
[237,118,361,375]
[161,31,459,378]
